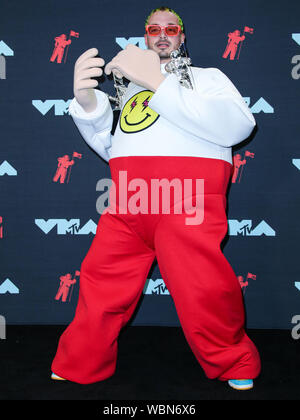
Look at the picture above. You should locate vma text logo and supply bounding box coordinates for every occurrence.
[35,219,97,235]
[32,100,72,116]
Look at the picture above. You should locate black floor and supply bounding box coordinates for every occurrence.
[1,326,299,400]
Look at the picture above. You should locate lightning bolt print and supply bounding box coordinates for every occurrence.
[142,96,150,112]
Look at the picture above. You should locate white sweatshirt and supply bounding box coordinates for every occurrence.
[68,63,256,165]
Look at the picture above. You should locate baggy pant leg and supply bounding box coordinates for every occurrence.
[154,193,261,381]
[51,211,155,384]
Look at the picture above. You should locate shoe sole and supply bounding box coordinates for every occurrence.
[228,381,253,390]
[51,373,66,381]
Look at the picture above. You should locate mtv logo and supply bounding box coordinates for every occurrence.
[0,161,17,176]
[228,220,276,236]
[143,278,170,295]
[115,37,147,50]
[0,279,19,294]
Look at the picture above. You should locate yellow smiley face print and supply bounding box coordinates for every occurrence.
[120,90,160,134]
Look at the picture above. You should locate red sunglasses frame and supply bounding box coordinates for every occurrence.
[145,24,182,36]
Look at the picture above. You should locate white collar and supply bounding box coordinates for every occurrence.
[160,62,169,75]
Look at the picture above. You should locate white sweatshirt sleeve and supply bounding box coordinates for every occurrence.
[148,68,256,148]
[68,89,114,162]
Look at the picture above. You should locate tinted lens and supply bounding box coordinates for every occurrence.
[148,25,161,35]
[165,25,180,36]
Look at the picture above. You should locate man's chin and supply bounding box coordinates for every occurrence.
[158,51,170,59]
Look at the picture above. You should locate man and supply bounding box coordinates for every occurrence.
[51,6,261,391]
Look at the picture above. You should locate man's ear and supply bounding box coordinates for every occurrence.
[144,33,148,47]
[181,32,185,44]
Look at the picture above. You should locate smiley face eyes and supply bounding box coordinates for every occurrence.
[130,98,138,112]
[142,96,151,111]
[129,96,150,113]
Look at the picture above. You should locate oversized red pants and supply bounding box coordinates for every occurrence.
[51,156,261,384]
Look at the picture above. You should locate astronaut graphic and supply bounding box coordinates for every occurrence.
[238,273,257,295]
[50,30,79,64]
[232,153,246,183]
[55,271,80,303]
[223,27,253,61]
[50,34,72,64]
[232,151,255,183]
[238,276,248,294]
[223,30,245,61]
[53,155,74,184]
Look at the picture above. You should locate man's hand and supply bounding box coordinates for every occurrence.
[73,48,105,113]
[104,44,165,92]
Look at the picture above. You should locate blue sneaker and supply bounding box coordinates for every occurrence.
[228,379,253,390]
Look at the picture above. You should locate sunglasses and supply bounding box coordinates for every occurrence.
[145,24,182,36]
